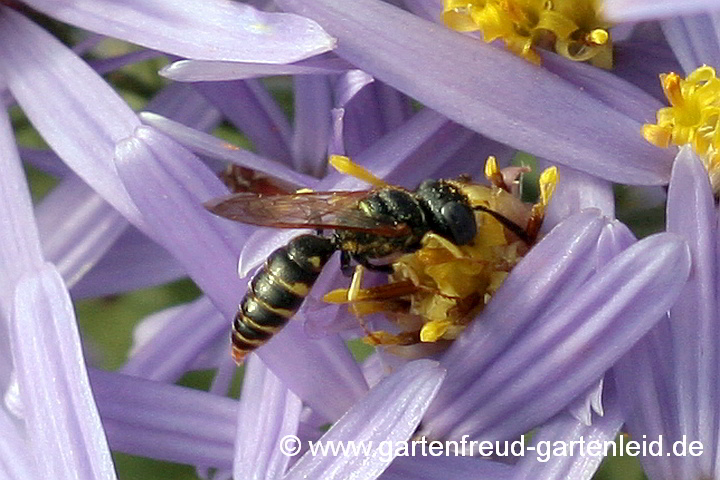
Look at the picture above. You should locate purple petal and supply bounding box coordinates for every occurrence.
[613,319,682,480]
[139,112,315,188]
[90,369,236,470]
[284,360,445,480]
[0,8,142,225]
[514,383,624,480]
[10,264,115,479]
[541,163,615,230]
[661,13,720,73]
[89,50,165,76]
[381,455,512,480]
[114,125,244,317]
[258,315,369,422]
[36,175,129,288]
[234,355,302,480]
[566,378,605,426]
[274,0,673,185]
[402,0,444,22]
[0,106,44,309]
[604,0,720,22]
[665,146,719,477]
[0,409,36,478]
[162,55,353,81]
[122,297,226,382]
[427,229,691,441]
[145,82,223,132]
[437,210,607,386]
[193,79,294,164]
[19,148,72,177]
[24,0,335,63]
[70,227,186,298]
[594,220,637,267]
[291,76,333,176]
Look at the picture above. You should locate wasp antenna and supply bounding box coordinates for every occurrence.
[473,205,533,245]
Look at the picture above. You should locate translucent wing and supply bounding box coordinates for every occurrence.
[205,190,411,237]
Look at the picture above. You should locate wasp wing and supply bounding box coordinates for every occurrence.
[205,191,411,237]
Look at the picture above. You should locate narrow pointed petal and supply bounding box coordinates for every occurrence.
[275,0,673,185]
[23,0,335,63]
[36,175,129,288]
[604,0,720,22]
[139,112,315,188]
[19,148,72,177]
[665,146,719,477]
[284,360,445,480]
[661,14,720,73]
[162,55,352,82]
[291,76,333,176]
[145,82,223,133]
[0,8,142,225]
[70,227,186,299]
[0,107,43,310]
[122,297,226,382]
[234,355,302,480]
[90,369,236,470]
[10,264,116,479]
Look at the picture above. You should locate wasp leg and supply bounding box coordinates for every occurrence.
[340,250,355,277]
[353,255,393,274]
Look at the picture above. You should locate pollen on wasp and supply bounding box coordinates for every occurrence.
[324,158,558,354]
[643,65,720,195]
[442,0,612,68]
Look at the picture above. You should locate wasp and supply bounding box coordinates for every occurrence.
[206,157,538,364]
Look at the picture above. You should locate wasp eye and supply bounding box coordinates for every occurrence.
[440,202,476,245]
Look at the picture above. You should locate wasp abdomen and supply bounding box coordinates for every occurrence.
[231,234,336,363]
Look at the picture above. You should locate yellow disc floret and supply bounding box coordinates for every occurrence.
[643,66,720,195]
[443,0,612,67]
[324,158,558,351]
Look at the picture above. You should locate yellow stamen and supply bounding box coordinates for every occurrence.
[484,155,508,190]
[644,65,720,195]
[442,0,613,67]
[327,163,555,347]
[329,155,389,188]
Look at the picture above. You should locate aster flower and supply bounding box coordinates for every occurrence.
[0,2,708,480]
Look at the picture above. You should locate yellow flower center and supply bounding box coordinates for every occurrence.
[325,158,558,348]
[442,0,612,67]
[643,66,720,194]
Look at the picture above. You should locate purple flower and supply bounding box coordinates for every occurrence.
[0,1,708,479]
